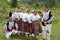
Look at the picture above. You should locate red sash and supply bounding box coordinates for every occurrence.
[10,26,16,31]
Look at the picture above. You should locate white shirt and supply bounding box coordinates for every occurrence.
[12,12,19,20]
[31,14,40,21]
[4,21,18,30]
[42,10,54,22]
[26,13,33,23]
[42,11,50,21]
[19,12,27,22]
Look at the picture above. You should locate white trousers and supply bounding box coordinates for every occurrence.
[42,24,52,40]
[5,30,18,39]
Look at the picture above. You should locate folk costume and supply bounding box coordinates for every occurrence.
[26,13,33,34]
[42,10,54,40]
[31,13,40,36]
[12,13,20,30]
[19,12,28,33]
[4,20,18,39]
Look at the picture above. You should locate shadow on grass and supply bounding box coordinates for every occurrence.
[10,34,30,40]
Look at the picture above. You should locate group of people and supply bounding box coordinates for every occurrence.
[4,4,54,40]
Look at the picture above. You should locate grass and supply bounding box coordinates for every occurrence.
[0,8,60,40]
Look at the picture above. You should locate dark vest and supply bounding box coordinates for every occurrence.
[42,11,53,26]
[6,21,16,31]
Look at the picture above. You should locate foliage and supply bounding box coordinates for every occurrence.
[0,0,60,40]
[47,0,55,7]
[11,0,17,8]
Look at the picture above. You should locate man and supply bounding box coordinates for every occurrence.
[4,17,18,39]
[42,4,54,40]
[12,7,20,31]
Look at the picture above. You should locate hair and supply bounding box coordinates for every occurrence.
[43,4,49,9]
[27,9,30,12]
[9,12,12,17]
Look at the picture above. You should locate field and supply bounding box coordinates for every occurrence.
[0,8,60,40]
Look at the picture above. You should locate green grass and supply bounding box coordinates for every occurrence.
[0,9,60,40]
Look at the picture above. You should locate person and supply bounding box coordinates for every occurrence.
[42,4,54,40]
[26,9,33,38]
[12,7,20,31]
[31,10,40,40]
[12,7,18,21]
[4,17,18,39]
[9,7,17,17]
[19,8,28,36]
[12,7,17,14]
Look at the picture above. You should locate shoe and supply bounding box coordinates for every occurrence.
[5,35,10,39]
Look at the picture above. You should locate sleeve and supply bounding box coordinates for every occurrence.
[15,23,18,29]
[47,16,54,23]
[37,14,40,20]
[19,13,22,18]
[22,14,27,22]
[30,14,33,21]
[12,14,14,20]
[46,11,52,21]
[22,18,27,22]
[28,15,32,23]
[17,14,20,20]
[12,14,18,20]
[4,24,7,32]
[47,11,54,23]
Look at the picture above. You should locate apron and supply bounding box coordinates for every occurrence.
[10,26,16,31]
[31,21,40,35]
[23,22,28,32]
[28,23,32,33]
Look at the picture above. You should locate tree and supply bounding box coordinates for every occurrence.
[47,0,55,7]
[11,0,17,8]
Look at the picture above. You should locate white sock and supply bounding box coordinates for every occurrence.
[5,33,10,39]
[32,34,35,37]
[12,30,18,34]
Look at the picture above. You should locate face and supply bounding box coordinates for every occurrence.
[13,8,17,12]
[34,10,37,15]
[43,6,47,12]
[22,9,24,12]
[27,9,30,13]
[8,17,12,21]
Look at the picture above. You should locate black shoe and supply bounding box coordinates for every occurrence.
[23,33,25,36]
[46,30,49,33]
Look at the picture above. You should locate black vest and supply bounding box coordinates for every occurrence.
[42,11,53,26]
[6,21,16,31]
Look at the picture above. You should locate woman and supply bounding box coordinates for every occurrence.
[42,4,54,40]
[31,10,41,40]
[19,8,28,36]
[25,9,33,38]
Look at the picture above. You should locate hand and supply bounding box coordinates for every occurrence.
[9,27,12,31]
[44,21,47,25]
[47,20,52,24]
